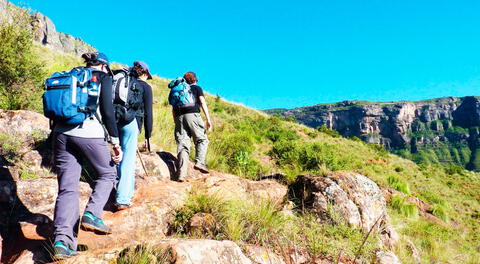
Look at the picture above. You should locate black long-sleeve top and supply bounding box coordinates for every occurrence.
[135,79,153,139]
[96,71,120,140]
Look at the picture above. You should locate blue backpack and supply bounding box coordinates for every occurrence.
[43,67,101,125]
[168,77,196,108]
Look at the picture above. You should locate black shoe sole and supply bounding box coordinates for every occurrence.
[81,223,112,234]
[193,165,209,174]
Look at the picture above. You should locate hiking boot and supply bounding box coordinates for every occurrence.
[81,212,112,234]
[194,163,209,174]
[53,241,78,260]
[114,203,131,211]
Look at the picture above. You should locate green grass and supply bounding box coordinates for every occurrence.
[116,244,173,264]
[390,194,418,218]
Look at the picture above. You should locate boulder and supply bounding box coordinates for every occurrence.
[187,213,218,236]
[375,250,402,264]
[289,172,386,232]
[201,172,287,205]
[161,239,253,264]
[244,245,285,264]
[0,110,52,180]
[135,151,171,182]
[0,110,50,137]
[16,178,91,220]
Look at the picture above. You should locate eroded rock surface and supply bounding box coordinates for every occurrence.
[375,250,402,264]
[289,172,386,232]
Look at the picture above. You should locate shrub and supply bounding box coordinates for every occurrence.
[0,9,45,111]
[444,164,465,176]
[316,125,341,138]
[211,132,262,178]
[265,125,299,143]
[270,141,354,173]
[0,133,22,163]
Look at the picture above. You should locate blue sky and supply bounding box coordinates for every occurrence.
[11,0,480,109]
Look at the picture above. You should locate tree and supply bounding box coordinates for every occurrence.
[0,8,44,110]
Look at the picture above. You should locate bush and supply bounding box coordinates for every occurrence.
[270,141,353,173]
[316,125,341,138]
[0,9,45,111]
[211,132,261,178]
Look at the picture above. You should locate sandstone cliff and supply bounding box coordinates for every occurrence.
[267,96,480,170]
[0,0,95,56]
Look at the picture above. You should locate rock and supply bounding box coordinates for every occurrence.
[375,250,402,264]
[163,239,253,264]
[289,172,387,232]
[201,172,287,205]
[0,0,7,19]
[135,151,171,182]
[379,222,400,249]
[244,245,286,264]
[31,11,96,56]
[0,1,95,56]
[406,240,421,264]
[16,178,91,220]
[187,213,218,236]
[0,110,50,137]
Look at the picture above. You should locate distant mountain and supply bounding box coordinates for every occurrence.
[0,0,95,55]
[266,96,480,171]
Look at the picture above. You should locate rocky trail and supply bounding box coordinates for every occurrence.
[0,110,403,264]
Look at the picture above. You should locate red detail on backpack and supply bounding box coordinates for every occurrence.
[91,75,98,82]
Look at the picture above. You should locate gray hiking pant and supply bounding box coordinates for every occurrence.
[174,113,209,179]
[53,133,116,250]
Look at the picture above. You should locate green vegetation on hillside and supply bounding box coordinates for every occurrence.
[0,8,44,111]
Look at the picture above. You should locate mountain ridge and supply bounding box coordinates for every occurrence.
[266,95,480,171]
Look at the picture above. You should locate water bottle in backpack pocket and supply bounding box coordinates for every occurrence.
[168,77,196,108]
[43,67,100,125]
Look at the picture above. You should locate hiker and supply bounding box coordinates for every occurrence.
[114,61,153,210]
[49,52,122,259]
[168,71,212,181]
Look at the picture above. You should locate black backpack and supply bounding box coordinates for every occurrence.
[112,68,144,125]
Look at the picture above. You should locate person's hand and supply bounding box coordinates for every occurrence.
[112,144,123,163]
[206,120,213,132]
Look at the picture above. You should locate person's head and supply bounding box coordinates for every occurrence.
[132,61,153,80]
[81,52,112,75]
[183,72,198,85]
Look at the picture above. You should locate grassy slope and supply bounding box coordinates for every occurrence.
[37,46,480,263]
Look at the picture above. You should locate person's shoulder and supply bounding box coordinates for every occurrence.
[191,84,203,91]
[92,70,111,81]
[137,79,152,89]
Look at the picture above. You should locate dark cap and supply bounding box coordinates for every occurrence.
[95,52,113,76]
[95,52,110,66]
[135,61,153,80]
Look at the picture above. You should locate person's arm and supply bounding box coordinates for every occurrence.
[98,73,122,162]
[199,96,212,131]
[143,83,153,139]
